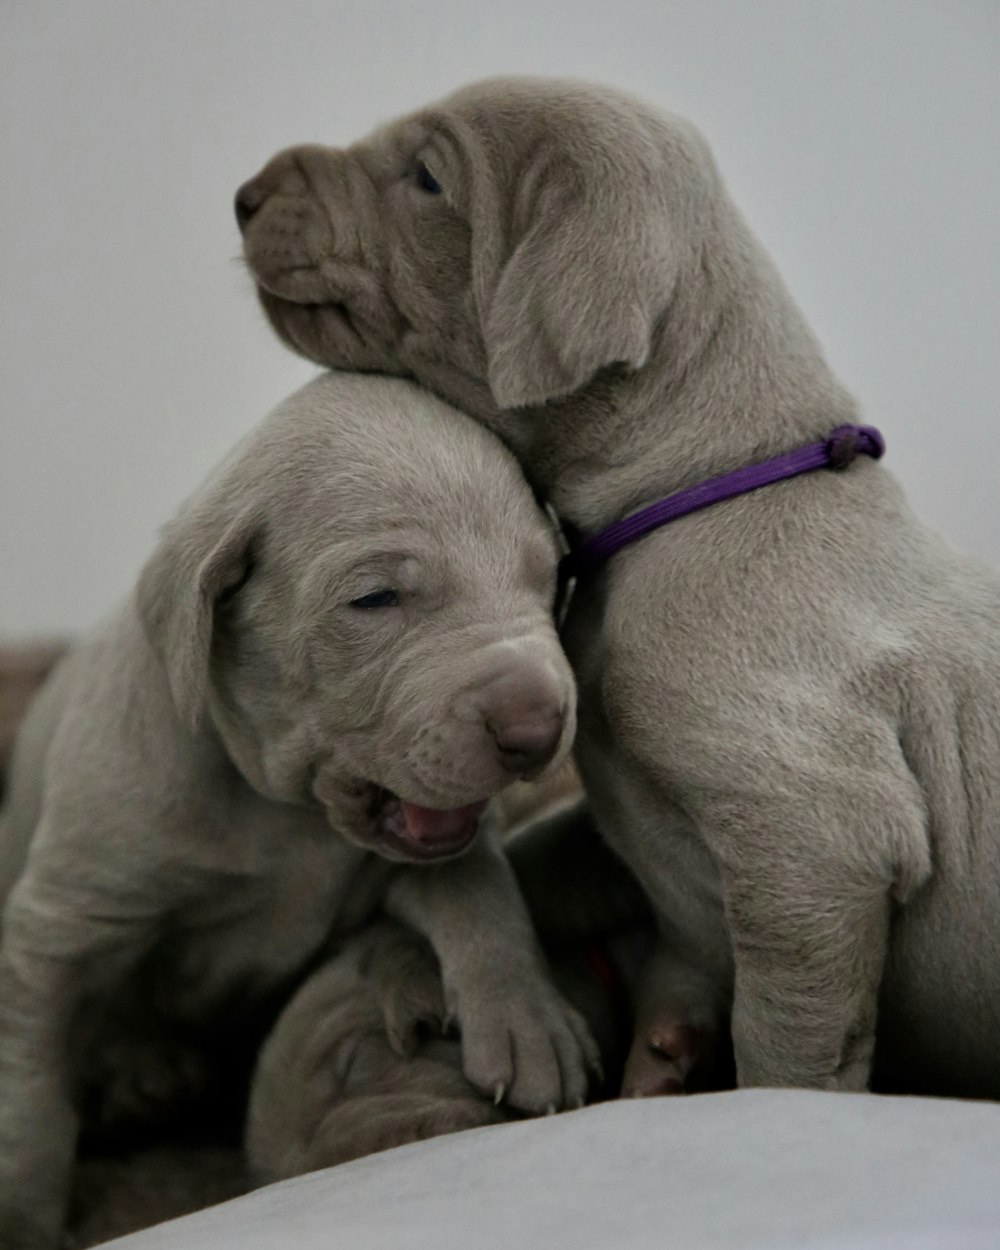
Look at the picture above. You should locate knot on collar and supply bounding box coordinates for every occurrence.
[826,423,886,469]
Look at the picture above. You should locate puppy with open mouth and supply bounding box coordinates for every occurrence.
[236,77,1000,1103]
[0,371,597,1250]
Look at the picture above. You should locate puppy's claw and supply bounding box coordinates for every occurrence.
[545,1103,557,1116]
[493,1081,506,1106]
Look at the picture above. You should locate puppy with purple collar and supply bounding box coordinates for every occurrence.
[236,77,1000,1100]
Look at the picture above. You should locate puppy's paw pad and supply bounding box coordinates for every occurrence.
[621,1022,709,1098]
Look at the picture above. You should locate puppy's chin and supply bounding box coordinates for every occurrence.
[254,288,382,373]
[251,266,329,306]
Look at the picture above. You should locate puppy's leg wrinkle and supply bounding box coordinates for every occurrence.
[0,972,83,1247]
[719,846,893,1090]
[0,864,160,1248]
[0,954,90,1250]
[385,828,601,1113]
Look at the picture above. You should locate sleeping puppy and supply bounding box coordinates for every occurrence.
[65,792,618,1248]
[248,812,656,1183]
[0,371,597,1250]
[236,77,1000,1100]
[247,920,509,1180]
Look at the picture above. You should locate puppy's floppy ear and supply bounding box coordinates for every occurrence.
[483,172,677,409]
[137,506,258,731]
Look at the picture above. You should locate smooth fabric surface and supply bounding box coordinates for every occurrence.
[103,1089,1000,1249]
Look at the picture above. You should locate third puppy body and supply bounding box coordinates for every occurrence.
[249,813,655,1183]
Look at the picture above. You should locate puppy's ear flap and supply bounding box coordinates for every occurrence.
[483,175,675,409]
[137,507,257,731]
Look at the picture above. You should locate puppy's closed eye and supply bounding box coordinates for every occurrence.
[349,589,400,610]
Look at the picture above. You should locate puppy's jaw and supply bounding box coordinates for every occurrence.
[314,776,485,864]
[254,288,401,376]
[375,793,486,862]
[307,672,574,864]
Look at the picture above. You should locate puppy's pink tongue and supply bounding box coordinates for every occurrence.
[399,799,488,846]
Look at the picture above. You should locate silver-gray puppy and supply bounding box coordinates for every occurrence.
[0,371,597,1249]
[248,812,655,1184]
[236,77,1000,1100]
[246,920,509,1182]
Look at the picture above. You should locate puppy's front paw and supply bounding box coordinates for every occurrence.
[450,966,602,1114]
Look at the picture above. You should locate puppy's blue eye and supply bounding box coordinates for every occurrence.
[350,589,400,609]
[415,162,442,195]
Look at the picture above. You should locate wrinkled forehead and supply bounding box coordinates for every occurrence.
[260,435,557,569]
[270,483,559,614]
[440,78,645,152]
[362,79,664,203]
[360,80,599,165]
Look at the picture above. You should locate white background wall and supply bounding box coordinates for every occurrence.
[2,1,998,636]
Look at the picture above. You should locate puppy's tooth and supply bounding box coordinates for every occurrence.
[493,1081,506,1106]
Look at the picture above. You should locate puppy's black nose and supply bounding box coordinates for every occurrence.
[491,718,562,775]
[234,178,265,231]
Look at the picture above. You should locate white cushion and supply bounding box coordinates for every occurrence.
[103,1089,1000,1249]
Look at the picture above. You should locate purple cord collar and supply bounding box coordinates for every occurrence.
[560,422,885,581]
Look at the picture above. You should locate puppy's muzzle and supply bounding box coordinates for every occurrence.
[234,150,310,233]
